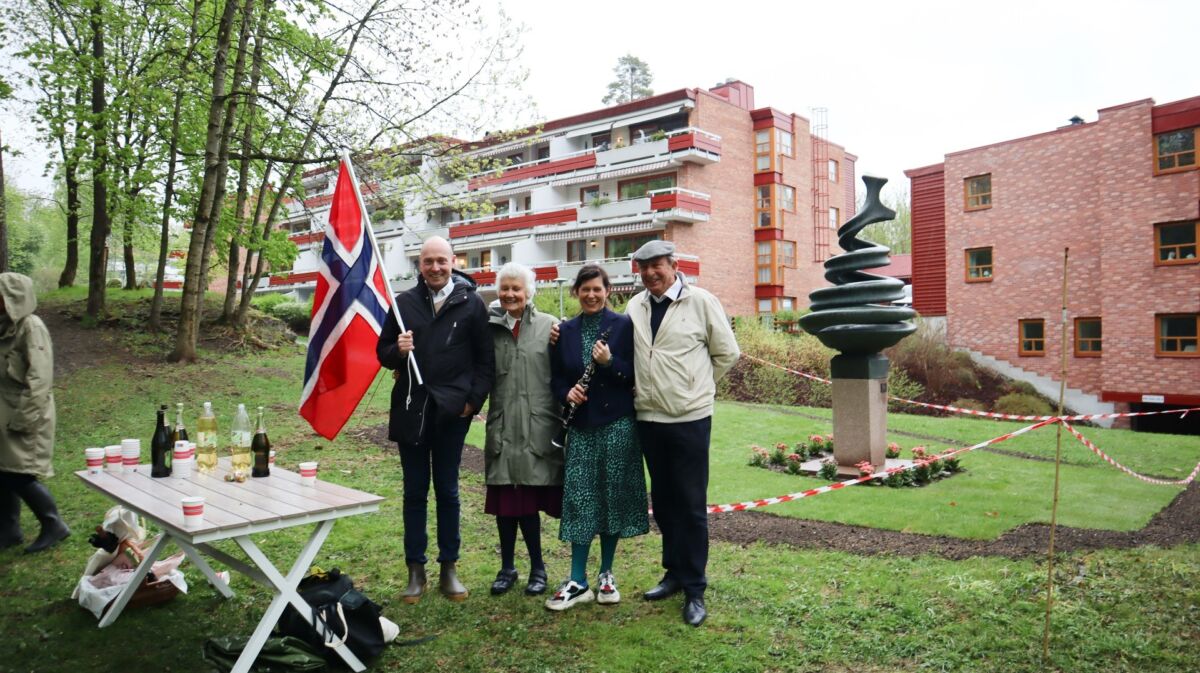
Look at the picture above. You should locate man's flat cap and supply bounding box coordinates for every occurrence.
[632,240,676,262]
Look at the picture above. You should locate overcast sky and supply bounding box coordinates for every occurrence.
[5,0,1198,200]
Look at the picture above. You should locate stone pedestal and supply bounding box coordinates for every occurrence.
[831,354,889,476]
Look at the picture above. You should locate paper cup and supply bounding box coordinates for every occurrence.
[181,496,205,527]
[105,445,124,473]
[268,450,276,466]
[85,448,105,474]
[173,442,190,462]
[120,438,141,469]
[186,442,197,460]
[173,458,193,480]
[298,461,318,486]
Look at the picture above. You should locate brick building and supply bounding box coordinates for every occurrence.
[906,95,1200,431]
[272,81,856,317]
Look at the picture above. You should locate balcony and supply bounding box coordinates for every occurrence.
[268,270,319,287]
[647,187,711,224]
[467,150,598,190]
[462,263,560,289]
[288,230,326,246]
[447,207,577,241]
[560,253,702,288]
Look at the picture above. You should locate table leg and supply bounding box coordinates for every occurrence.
[227,521,366,673]
[175,539,234,598]
[97,533,169,629]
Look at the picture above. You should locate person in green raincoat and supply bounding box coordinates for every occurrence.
[0,272,69,554]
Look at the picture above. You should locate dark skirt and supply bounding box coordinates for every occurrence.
[485,484,564,518]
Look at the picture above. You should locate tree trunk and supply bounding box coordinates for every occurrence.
[0,129,7,273]
[149,0,202,330]
[236,0,385,324]
[86,0,109,319]
[168,0,241,362]
[59,155,81,287]
[121,163,136,289]
[222,0,270,324]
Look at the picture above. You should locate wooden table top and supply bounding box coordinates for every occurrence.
[75,458,384,540]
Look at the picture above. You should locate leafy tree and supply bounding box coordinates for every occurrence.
[602,54,653,106]
[861,187,911,255]
[0,74,11,272]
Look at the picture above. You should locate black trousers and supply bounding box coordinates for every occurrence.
[638,417,711,599]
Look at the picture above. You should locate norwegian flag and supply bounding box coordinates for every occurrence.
[298,158,393,439]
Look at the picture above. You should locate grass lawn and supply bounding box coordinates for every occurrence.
[2,290,1197,672]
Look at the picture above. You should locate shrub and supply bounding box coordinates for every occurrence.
[818,459,838,481]
[886,367,925,411]
[886,321,979,400]
[943,455,964,473]
[106,278,123,288]
[808,434,827,453]
[994,393,1053,417]
[718,319,832,406]
[912,462,932,484]
[951,398,987,412]
[855,460,875,478]
[272,301,313,335]
[252,293,291,313]
[884,472,906,488]
[792,442,810,461]
[1006,380,1039,397]
[748,445,769,468]
[769,443,788,466]
[885,442,901,459]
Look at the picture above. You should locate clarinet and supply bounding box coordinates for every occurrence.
[551,326,612,450]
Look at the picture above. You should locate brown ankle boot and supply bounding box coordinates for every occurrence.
[402,562,427,604]
[439,561,468,601]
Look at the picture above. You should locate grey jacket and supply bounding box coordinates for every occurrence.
[0,273,56,478]
[483,304,563,486]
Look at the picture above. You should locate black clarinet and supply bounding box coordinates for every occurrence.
[551,326,612,449]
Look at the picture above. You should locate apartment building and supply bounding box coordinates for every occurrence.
[906,95,1200,431]
[271,80,856,317]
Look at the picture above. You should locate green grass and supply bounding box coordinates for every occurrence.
[3,294,1198,672]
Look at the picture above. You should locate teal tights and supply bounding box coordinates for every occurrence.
[570,534,618,585]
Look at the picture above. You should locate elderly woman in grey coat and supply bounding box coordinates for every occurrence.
[484,262,564,596]
[0,272,69,554]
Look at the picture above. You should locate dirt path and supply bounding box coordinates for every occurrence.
[357,424,1200,560]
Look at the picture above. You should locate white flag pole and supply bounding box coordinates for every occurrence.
[340,148,424,385]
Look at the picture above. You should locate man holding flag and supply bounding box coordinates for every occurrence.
[377,236,494,604]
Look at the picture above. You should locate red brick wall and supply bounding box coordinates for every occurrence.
[940,99,1199,399]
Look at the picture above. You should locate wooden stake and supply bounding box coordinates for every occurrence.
[1042,247,1070,661]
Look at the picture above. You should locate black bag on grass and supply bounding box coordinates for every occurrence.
[276,568,386,665]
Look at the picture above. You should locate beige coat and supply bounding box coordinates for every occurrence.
[0,273,56,478]
[627,277,740,423]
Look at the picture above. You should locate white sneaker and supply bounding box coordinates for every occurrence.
[544,580,594,611]
[596,571,620,605]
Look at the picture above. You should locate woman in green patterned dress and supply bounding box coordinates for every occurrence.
[545,265,648,610]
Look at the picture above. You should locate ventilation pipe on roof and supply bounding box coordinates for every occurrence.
[1068,115,1085,125]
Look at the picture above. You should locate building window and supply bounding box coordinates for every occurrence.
[1019,319,1045,356]
[619,173,675,200]
[779,241,796,268]
[779,185,795,212]
[780,297,795,311]
[506,152,524,166]
[566,240,587,263]
[965,247,994,281]
[1155,220,1198,265]
[829,206,840,230]
[480,250,492,269]
[756,241,774,284]
[591,132,611,151]
[1155,128,1196,174]
[756,185,773,228]
[536,146,550,161]
[828,159,839,183]
[523,196,532,212]
[757,299,773,315]
[1156,314,1199,356]
[964,174,992,211]
[1074,317,1101,357]
[492,200,510,219]
[776,129,793,158]
[580,185,601,205]
[755,129,773,172]
[606,233,658,259]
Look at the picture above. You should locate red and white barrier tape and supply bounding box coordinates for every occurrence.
[1060,421,1200,486]
[705,418,1058,513]
[741,353,1198,422]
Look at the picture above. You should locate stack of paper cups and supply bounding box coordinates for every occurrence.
[299,461,318,486]
[268,450,276,466]
[181,496,205,527]
[85,448,105,474]
[120,439,141,471]
[173,442,193,479]
[105,445,123,473]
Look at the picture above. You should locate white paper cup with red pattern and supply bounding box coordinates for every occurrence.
[268,450,276,466]
[181,496,205,527]
[85,448,105,474]
[298,461,318,486]
[105,445,123,473]
[120,438,141,470]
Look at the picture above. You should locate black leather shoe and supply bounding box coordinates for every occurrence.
[642,576,682,601]
[525,568,548,595]
[490,568,518,595]
[683,597,707,626]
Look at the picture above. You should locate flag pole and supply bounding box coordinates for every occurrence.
[339,147,424,385]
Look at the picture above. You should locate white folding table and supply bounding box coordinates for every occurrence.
[75,458,384,672]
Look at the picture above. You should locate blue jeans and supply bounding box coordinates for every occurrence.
[398,415,471,564]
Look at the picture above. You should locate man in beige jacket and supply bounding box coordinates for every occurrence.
[627,240,739,626]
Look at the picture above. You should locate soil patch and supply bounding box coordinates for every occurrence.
[358,422,1199,560]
